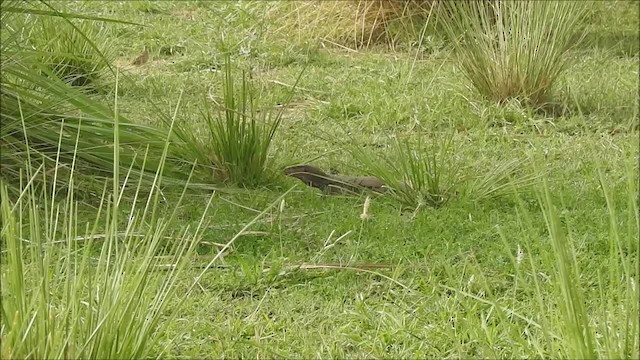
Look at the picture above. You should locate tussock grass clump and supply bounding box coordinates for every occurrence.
[33,18,115,88]
[439,1,589,107]
[269,0,434,49]
[350,132,463,209]
[0,1,208,196]
[12,2,117,89]
[348,130,537,210]
[0,179,208,359]
[0,98,212,359]
[196,54,302,188]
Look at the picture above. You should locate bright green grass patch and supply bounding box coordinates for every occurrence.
[150,154,637,358]
[194,54,303,187]
[0,96,211,358]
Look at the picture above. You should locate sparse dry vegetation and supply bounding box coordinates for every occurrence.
[268,0,435,49]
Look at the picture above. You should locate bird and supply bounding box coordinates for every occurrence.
[132,45,149,66]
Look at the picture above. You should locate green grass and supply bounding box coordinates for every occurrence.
[2,0,638,358]
[192,53,303,187]
[348,129,464,209]
[439,1,590,107]
[30,14,116,89]
[0,82,206,358]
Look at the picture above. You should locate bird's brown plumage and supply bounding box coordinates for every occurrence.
[132,46,149,66]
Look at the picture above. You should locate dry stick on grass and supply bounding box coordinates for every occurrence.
[267,79,328,95]
[154,230,396,274]
[218,195,262,213]
[320,37,360,53]
[268,263,395,271]
[48,232,226,246]
[153,187,413,293]
[277,264,416,294]
[153,261,396,273]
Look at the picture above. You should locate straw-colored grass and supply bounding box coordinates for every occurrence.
[268,0,434,49]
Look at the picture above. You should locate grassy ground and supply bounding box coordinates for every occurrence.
[28,1,640,358]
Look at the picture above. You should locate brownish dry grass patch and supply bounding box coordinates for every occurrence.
[267,0,434,49]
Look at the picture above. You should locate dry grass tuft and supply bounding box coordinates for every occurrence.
[268,0,434,49]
